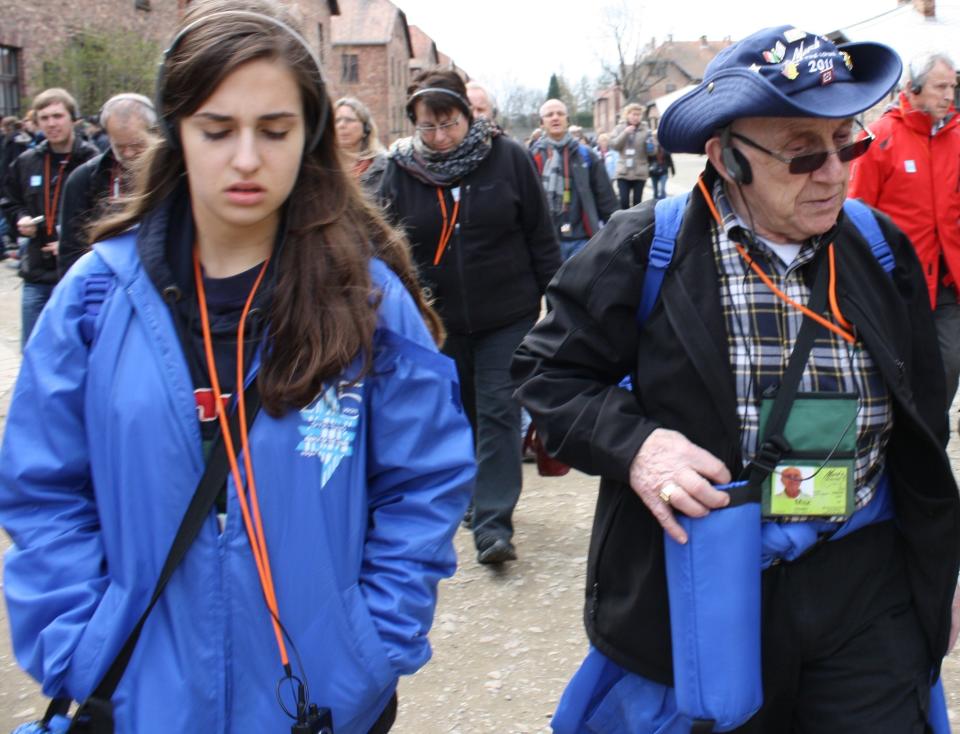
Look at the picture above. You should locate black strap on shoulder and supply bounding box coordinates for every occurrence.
[66,379,262,732]
[735,249,830,501]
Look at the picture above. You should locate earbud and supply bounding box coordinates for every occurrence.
[720,128,752,185]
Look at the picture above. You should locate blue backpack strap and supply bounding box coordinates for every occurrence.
[843,198,895,275]
[80,273,114,346]
[637,193,690,327]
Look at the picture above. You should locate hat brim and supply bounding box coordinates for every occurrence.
[658,41,902,154]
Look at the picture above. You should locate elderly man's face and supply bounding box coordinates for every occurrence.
[909,61,957,123]
[540,101,569,140]
[106,115,152,167]
[715,116,855,243]
[467,87,493,120]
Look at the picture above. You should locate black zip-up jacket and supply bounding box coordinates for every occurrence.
[58,149,121,278]
[513,168,960,685]
[2,136,98,283]
[379,135,561,335]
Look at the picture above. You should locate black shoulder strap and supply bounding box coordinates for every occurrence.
[63,379,262,732]
[735,249,830,502]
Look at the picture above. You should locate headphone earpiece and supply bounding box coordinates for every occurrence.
[362,120,371,136]
[911,80,923,94]
[720,128,753,185]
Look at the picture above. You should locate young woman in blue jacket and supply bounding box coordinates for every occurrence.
[0,1,475,732]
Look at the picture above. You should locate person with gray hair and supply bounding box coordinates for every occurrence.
[57,92,157,276]
[334,95,386,193]
[850,49,960,409]
[465,80,498,122]
[516,25,959,732]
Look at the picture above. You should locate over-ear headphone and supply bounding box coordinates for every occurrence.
[405,87,472,123]
[720,127,753,185]
[99,93,156,127]
[156,10,329,153]
[911,80,924,94]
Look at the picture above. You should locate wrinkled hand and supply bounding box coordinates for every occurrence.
[16,216,36,238]
[41,240,58,255]
[629,428,732,544]
[949,585,960,653]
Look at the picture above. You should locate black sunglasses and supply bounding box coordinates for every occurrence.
[730,125,875,175]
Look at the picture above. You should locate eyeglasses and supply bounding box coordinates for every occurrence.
[335,116,360,125]
[729,125,875,175]
[415,115,462,138]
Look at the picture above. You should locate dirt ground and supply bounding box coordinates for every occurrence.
[0,160,959,732]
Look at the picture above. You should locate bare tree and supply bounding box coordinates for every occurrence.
[599,1,670,104]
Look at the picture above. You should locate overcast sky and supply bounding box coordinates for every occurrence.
[398,0,904,96]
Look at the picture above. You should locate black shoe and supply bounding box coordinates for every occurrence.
[477,537,517,564]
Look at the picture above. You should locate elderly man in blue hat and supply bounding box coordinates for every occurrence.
[514,25,960,733]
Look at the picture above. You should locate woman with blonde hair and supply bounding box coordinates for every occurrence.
[335,95,387,193]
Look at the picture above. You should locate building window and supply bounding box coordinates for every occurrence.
[134,0,151,9]
[0,46,20,118]
[341,53,359,83]
[317,24,324,64]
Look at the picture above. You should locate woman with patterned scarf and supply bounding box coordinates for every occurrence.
[379,69,561,565]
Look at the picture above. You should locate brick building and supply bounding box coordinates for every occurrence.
[332,0,414,144]
[0,0,180,117]
[408,24,438,80]
[0,0,339,119]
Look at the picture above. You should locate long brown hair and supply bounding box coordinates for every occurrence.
[90,0,442,416]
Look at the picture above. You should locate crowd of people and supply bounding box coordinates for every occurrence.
[0,1,959,733]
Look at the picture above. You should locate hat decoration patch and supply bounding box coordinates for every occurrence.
[754,28,852,89]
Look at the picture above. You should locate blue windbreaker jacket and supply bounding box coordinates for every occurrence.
[0,227,475,733]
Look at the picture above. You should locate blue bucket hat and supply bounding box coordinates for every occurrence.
[658,25,902,153]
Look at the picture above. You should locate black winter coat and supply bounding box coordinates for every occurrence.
[513,168,960,685]
[380,135,561,335]
[58,149,120,278]
[2,137,99,283]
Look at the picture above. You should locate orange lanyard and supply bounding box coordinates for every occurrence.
[562,147,571,211]
[696,177,856,345]
[193,250,291,671]
[43,153,70,238]
[433,187,460,265]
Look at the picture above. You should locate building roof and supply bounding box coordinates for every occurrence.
[408,25,438,67]
[331,0,412,55]
[829,0,960,72]
[644,37,733,82]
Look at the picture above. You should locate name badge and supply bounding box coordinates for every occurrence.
[29,175,42,187]
[904,160,917,173]
[758,392,858,518]
[625,148,636,156]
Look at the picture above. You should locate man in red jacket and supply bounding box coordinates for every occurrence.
[849,51,960,408]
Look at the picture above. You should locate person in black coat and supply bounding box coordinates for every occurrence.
[2,88,98,348]
[58,93,156,277]
[379,69,561,564]
[514,25,960,732]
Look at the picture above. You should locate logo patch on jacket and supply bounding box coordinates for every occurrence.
[297,380,363,486]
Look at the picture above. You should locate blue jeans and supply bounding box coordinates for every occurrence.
[21,282,54,351]
[443,314,537,546]
[651,174,668,200]
[560,238,589,262]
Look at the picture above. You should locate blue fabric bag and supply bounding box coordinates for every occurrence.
[663,490,763,731]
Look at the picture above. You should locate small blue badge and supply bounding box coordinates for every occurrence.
[904,160,917,173]
[29,175,42,188]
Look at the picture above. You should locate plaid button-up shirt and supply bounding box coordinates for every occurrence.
[711,180,892,520]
